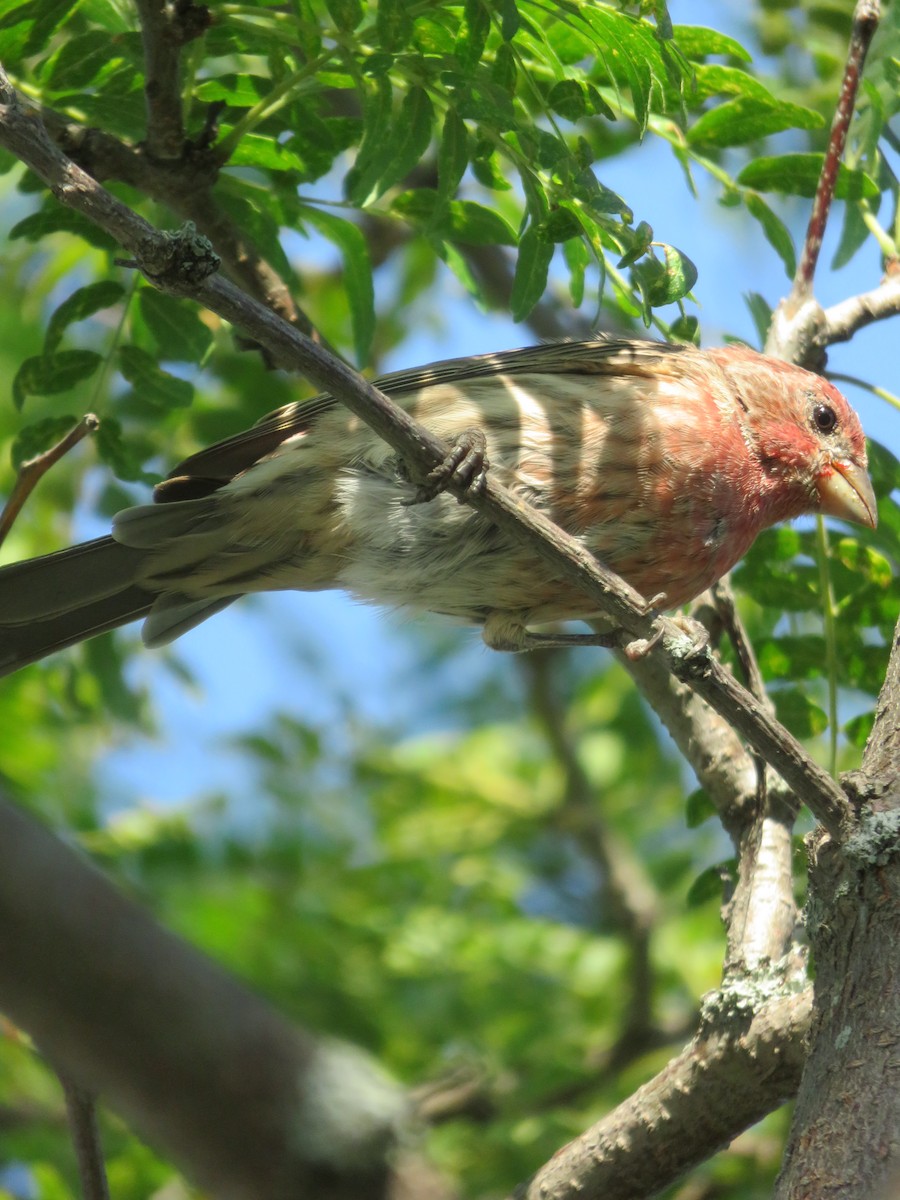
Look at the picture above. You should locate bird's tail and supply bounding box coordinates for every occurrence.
[0,537,155,678]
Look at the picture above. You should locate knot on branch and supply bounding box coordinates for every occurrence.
[663,620,712,682]
[698,963,802,1033]
[172,0,212,44]
[127,221,220,288]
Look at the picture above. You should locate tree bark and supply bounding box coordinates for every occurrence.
[774,618,900,1198]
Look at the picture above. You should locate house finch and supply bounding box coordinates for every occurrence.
[0,338,877,676]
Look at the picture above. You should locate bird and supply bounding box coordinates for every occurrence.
[0,338,877,677]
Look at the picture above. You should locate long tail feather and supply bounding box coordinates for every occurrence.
[0,537,154,677]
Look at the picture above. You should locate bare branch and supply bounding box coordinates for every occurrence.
[0,68,857,841]
[822,266,900,345]
[767,0,882,367]
[512,987,812,1200]
[0,414,99,550]
[791,0,881,302]
[134,0,209,160]
[58,1074,110,1200]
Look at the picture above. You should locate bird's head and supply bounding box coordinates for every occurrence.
[709,346,877,531]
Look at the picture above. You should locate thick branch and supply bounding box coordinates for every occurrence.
[774,619,900,1197]
[512,987,812,1200]
[0,67,856,842]
[617,643,799,969]
[0,794,411,1200]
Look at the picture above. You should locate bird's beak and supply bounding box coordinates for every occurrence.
[817,459,878,529]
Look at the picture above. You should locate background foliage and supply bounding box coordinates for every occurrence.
[0,1,898,1197]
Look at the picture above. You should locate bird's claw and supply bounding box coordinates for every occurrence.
[481,611,621,653]
[405,428,489,505]
[623,622,666,660]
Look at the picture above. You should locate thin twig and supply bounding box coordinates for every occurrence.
[58,1072,110,1200]
[0,415,99,551]
[791,0,881,302]
[767,0,882,367]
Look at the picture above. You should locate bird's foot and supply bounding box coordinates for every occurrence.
[405,428,489,505]
[481,612,621,653]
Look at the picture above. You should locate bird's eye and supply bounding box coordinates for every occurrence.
[812,403,838,435]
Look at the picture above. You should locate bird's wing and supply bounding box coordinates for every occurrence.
[156,338,689,502]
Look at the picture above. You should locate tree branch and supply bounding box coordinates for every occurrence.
[774,618,900,1197]
[0,793,415,1200]
[134,0,203,160]
[0,66,857,843]
[821,265,900,346]
[767,0,882,368]
[512,987,812,1200]
[40,103,313,333]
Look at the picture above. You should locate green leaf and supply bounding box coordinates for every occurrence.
[844,712,874,749]
[686,863,730,907]
[668,313,699,344]
[376,0,414,51]
[95,415,148,482]
[737,155,880,200]
[510,226,553,321]
[226,134,307,173]
[118,346,194,410]
[744,291,772,346]
[375,86,434,196]
[673,24,751,61]
[548,79,588,121]
[195,75,268,106]
[44,30,125,91]
[491,41,517,92]
[831,201,870,270]
[324,0,362,31]
[685,788,715,828]
[456,0,490,68]
[637,244,697,306]
[138,291,213,363]
[344,75,394,205]
[45,281,125,356]
[538,208,582,243]
[10,207,116,251]
[12,351,102,410]
[18,0,80,54]
[689,97,823,148]
[499,0,519,40]
[745,193,796,279]
[298,208,374,364]
[437,109,469,205]
[773,689,828,738]
[691,64,780,104]
[574,7,668,134]
[471,143,511,190]
[563,237,589,307]
[10,415,79,469]
[617,220,654,268]
[393,191,517,245]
